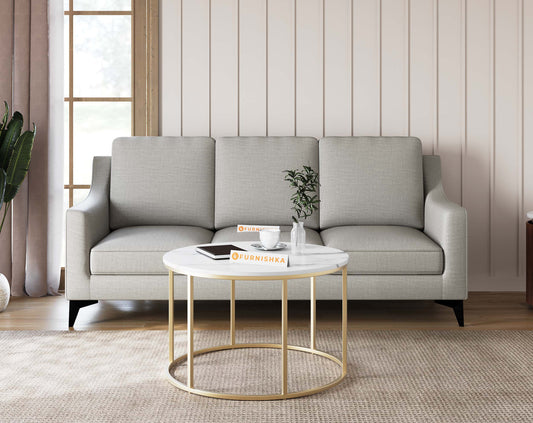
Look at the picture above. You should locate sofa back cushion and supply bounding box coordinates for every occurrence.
[110,137,215,229]
[215,137,319,229]
[319,137,424,229]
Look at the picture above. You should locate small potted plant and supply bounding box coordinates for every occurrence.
[0,102,36,312]
[283,165,320,255]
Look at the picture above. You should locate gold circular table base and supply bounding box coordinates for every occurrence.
[167,343,346,401]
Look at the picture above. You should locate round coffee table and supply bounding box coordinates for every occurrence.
[163,241,349,400]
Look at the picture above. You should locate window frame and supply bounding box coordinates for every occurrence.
[63,0,158,207]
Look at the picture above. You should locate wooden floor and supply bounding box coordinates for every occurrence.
[0,292,532,330]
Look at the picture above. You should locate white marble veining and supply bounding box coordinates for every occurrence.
[163,242,348,279]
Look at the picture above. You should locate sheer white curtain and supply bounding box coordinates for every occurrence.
[0,0,63,296]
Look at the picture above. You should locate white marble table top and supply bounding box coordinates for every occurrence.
[163,242,349,280]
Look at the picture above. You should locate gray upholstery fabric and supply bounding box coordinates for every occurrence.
[215,137,320,229]
[66,145,467,304]
[212,225,324,246]
[319,137,424,229]
[110,137,215,230]
[423,156,468,299]
[89,273,444,300]
[321,226,443,275]
[91,226,213,275]
[66,157,111,299]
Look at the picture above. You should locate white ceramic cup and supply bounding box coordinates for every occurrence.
[260,229,281,249]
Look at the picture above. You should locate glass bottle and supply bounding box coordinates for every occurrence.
[291,221,306,255]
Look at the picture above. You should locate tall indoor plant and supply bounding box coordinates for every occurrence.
[283,165,320,255]
[0,101,36,312]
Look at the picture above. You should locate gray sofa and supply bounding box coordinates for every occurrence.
[66,136,467,326]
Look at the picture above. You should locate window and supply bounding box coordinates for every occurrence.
[63,0,158,267]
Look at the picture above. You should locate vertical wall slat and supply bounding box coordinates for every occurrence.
[524,0,533,267]
[381,0,409,136]
[239,0,267,136]
[181,0,210,136]
[493,0,520,276]
[296,0,323,138]
[160,0,181,136]
[324,0,352,136]
[437,0,463,205]
[211,0,238,137]
[464,0,491,278]
[410,0,435,154]
[353,0,381,136]
[267,0,295,136]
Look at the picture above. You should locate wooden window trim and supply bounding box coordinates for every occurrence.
[133,0,159,136]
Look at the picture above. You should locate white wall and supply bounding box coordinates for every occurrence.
[160,0,533,292]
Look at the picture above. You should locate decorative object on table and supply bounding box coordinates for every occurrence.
[0,101,37,311]
[229,249,289,268]
[283,165,320,255]
[195,244,246,260]
[259,228,281,249]
[251,242,287,251]
[237,224,280,233]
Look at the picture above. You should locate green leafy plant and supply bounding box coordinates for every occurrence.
[283,165,320,223]
[0,101,36,234]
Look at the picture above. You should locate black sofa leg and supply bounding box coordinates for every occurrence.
[435,300,464,327]
[69,300,98,328]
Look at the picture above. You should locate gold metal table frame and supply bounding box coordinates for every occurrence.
[167,266,348,401]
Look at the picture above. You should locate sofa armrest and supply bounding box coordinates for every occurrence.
[424,184,468,299]
[66,156,111,299]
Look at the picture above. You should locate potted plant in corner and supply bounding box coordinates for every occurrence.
[283,165,320,255]
[0,101,36,312]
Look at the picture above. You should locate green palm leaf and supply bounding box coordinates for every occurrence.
[0,111,23,170]
[0,168,6,205]
[4,124,35,203]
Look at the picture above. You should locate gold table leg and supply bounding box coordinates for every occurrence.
[169,271,174,362]
[310,276,316,350]
[281,279,288,395]
[230,280,235,345]
[166,268,348,400]
[342,266,348,375]
[187,275,194,389]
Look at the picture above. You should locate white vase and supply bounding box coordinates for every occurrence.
[291,221,306,255]
[0,273,10,312]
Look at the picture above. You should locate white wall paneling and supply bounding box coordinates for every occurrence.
[159,0,180,136]
[211,0,239,137]
[518,0,533,275]
[381,0,409,136]
[353,0,380,136]
[324,0,352,136]
[493,0,520,277]
[160,0,532,291]
[296,0,323,138]
[239,0,267,136]
[267,0,295,135]
[181,0,210,136]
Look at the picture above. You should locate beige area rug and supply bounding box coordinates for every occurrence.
[1,330,533,423]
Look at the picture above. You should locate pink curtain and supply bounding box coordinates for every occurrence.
[0,0,59,296]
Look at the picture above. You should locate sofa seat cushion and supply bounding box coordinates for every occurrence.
[320,226,443,275]
[91,226,214,275]
[212,226,324,245]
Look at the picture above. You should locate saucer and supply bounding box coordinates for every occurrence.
[251,242,287,251]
